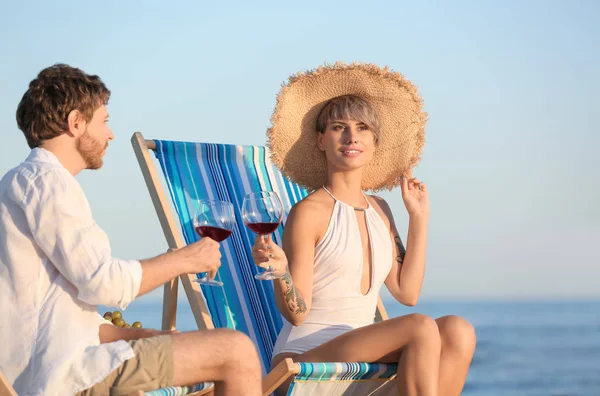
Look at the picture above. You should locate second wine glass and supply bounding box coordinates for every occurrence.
[242,191,284,281]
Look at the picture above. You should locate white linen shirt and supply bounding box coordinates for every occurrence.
[0,148,143,395]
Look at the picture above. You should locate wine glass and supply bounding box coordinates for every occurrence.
[192,199,235,286]
[242,191,284,280]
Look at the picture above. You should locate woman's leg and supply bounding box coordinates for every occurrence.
[292,313,441,396]
[435,315,476,396]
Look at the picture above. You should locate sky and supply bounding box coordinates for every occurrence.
[0,0,598,302]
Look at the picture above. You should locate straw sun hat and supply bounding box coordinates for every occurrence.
[267,62,427,192]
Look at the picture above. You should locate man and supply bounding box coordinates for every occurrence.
[0,64,261,396]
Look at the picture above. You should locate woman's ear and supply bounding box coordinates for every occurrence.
[317,132,325,151]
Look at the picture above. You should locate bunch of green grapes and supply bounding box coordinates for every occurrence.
[103,310,142,329]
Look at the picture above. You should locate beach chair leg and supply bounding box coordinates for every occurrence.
[0,371,17,396]
[262,358,299,396]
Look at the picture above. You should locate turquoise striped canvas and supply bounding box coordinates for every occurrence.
[153,140,308,372]
[294,362,398,382]
[144,381,213,396]
[289,363,398,395]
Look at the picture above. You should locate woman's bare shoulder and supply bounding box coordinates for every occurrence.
[291,189,334,216]
[286,190,335,238]
[367,194,394,227]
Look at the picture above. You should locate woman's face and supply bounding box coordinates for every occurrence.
[317,118,376,173]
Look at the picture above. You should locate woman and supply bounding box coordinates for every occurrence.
[253,63,476,396]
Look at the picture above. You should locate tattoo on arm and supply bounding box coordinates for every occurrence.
[395,236,406,264]
[281,268,307,314]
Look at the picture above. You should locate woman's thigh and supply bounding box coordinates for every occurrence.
[296,313,439,364]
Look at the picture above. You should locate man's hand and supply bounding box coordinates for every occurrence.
[171,238,222,278]
[99,323,177,343]
[138,238,222,296]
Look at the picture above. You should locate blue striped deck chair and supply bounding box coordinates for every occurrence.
[131,132,399,395]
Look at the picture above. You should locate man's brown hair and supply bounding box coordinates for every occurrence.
[16,64,111,148]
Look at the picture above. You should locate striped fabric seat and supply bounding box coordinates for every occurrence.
[144,381,213,396]
[149,139,398,395]
[290,363,397,395]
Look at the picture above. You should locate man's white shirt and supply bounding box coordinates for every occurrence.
[0,148,143,395]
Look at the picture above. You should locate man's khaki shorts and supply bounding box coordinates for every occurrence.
[77,335,174,396]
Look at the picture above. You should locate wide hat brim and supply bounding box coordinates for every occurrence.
[267,62,427,192]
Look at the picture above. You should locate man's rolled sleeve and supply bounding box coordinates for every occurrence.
[21,169,142,309]
[79,258,142,309]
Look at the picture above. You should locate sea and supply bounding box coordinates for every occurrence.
[102,299,600,396]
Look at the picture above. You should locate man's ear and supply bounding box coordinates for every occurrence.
[67,110,87,137]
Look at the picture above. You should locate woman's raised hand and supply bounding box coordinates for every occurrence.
[400,170,430,219]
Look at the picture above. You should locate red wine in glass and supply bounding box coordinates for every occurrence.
[192,199,235,286]
[195,225,232,242]
[245,222,279,235]
[242,191,284,281]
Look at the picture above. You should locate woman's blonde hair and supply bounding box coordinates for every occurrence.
[316,95,380,143]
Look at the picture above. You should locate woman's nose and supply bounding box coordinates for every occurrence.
[345,130,359,144]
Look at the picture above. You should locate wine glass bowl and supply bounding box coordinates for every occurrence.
[192,199,235,286]
[242,191,284,280]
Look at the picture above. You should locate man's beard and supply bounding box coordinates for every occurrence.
[76,130,107,170]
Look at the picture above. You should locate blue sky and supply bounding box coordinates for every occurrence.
[1,0,598,301]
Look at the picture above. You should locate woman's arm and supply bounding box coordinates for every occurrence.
[252,200,320,326]
[383,209,428,306]
[375,175,430,306]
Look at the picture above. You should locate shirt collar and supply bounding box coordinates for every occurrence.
[27,147,66,169]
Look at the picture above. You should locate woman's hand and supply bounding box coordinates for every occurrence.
[401,170,429,219]
[251,234,288,276]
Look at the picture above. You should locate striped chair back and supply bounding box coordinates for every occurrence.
[152,140,308,372]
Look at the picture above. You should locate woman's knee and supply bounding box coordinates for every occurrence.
[436,315,476,355]
[402,313,441,344]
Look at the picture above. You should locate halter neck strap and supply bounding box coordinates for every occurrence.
[321,186,370,211]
